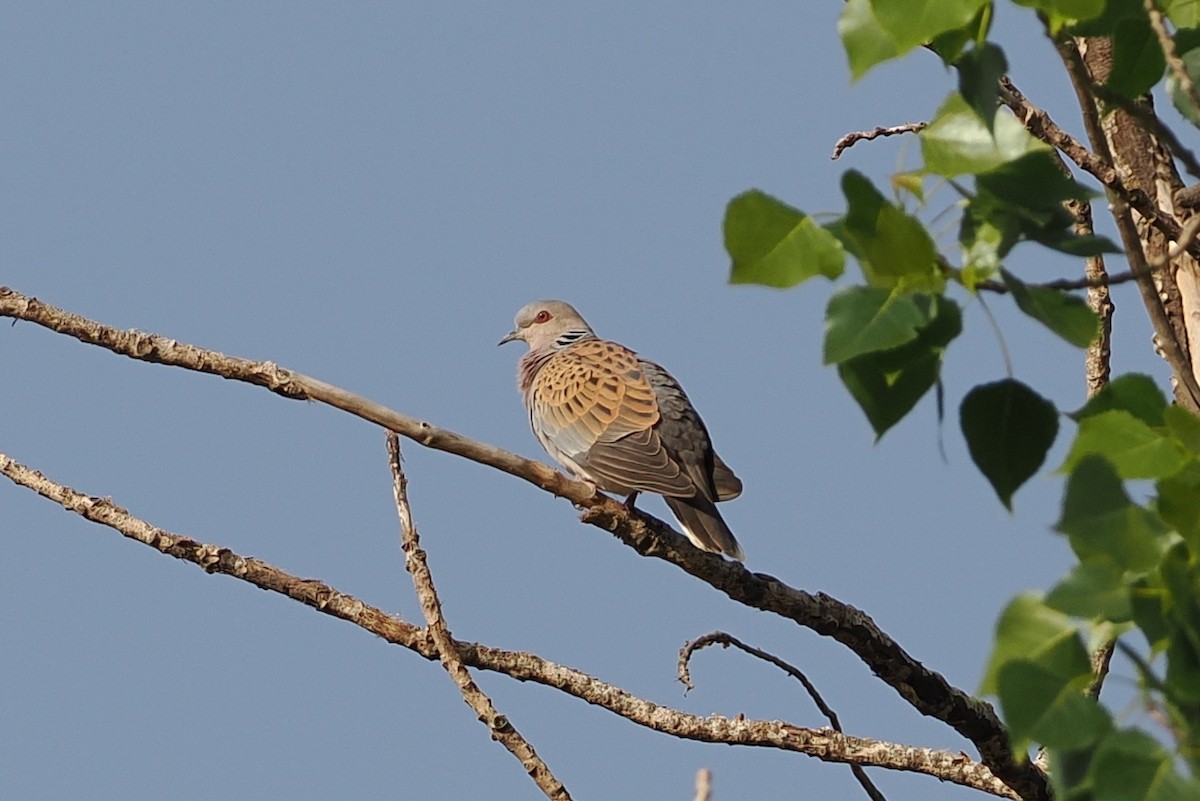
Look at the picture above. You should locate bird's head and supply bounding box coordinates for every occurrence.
[499,300,594,350]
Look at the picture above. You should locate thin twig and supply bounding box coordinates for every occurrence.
[1086,640,1116,700]
[0,286,1046,801]
[974,270,1137,294]
[831,123,927,160]
[692,769,712,801]
[0,449,1020,799]
[1146,0,1200,123]
[1150,212,1200,267]
[977,294,1015,377]
[680,632,887,801]
[1068,197,1115,400]
[387,434,571,801]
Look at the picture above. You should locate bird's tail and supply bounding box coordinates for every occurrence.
[664,496,745,561]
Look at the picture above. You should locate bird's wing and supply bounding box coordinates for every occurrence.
[640,358,738,503]
[531,339,694,496]
[712,452,743,501]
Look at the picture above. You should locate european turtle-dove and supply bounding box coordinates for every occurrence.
[500,300,744,560]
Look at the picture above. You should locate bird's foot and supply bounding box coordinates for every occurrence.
[623,491,640,509]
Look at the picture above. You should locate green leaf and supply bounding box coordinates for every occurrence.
[1061,410,1188,479]
[725,190,845,288]
[959,214,1006,286]
[1046,561,1133,621]
[983,593,1087,694]
[960,379,1060,509]
[1036,230,1123,256]
[838,296,962,437]
[976,151,1095,209]
[1167,4,1200,30]
[927,3,992,64]
[1057,456,1167,571]
[1070,0,1150,36]
[1071,373,1167,426]
[985,594,1111,750]
[1012,0,1107,26]
[1164,405,1200,454]
[997,659,1112,750]
[823,286,932,364]
[1166,627,1200,703]
[1167,43,1200,127]
[837,171,941,290]
[1047,747,1097,800]
[957,43,1008,129]
[1107,17,1168,98]
[869,0,989,55]
[1091,729,1199,801]
[958,153,1115,260]
[1158,471,1200,553]
[1130,573,1172,649]
[839,0,901,80]
[1161,542,1200,703]
[1002,268,1100,347]
[892,171,925,200]
[922,92,1048,176]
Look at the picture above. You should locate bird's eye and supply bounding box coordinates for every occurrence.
[534,310,552,323]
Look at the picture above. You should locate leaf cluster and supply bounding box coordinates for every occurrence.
[725,0,1200,795]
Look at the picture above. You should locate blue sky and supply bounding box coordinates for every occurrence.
[1,4,1166,799]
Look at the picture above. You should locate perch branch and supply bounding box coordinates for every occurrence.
[0,286,1045,801]
[387,434,570,800]
[680,632,886,801]
[0,449,1019,799]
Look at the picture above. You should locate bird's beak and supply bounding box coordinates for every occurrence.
[498,329,521,346]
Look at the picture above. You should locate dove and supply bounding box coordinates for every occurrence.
[500,300,744,560]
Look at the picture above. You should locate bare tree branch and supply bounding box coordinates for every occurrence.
[0,448,1020,799]
[831,123,927,160]
[0,286,1046,801]
[680,632,887,801]
[387,434,571,800]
